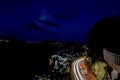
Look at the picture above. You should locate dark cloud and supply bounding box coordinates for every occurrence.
[39,19,61,27]
[53,13,74,21]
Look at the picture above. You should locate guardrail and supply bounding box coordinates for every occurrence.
[103,49,120,73]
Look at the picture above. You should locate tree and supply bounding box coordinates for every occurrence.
[87,16,120,60]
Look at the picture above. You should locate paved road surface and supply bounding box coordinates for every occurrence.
[73,58,84,80]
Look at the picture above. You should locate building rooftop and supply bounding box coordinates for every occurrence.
[107,48,120,55]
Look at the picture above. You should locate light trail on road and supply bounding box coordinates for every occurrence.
[73,58,84,80]
[73,59,79,80]
[72,57,97,80]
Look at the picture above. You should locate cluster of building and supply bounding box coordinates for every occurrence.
[33,42,86,80]
[50,55,69,72]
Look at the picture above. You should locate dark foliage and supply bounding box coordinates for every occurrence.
[88,16,120,58]
[0,38,54,79]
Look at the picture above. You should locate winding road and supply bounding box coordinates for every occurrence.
[72,57,97,80]
[73,58,85,80]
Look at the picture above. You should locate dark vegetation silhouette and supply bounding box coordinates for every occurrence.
[88,16,120,61]
[0,38,55,80]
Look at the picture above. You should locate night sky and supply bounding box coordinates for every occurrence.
[0,0,120,43]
